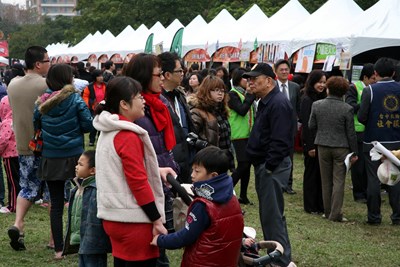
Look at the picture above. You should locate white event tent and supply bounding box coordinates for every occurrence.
[46,0,400,63]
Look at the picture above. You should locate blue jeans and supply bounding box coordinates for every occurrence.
[254,157,292,267]
[79,253,107,267]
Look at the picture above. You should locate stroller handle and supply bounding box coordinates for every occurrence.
[166,174,193,206]
[242,241,284,266]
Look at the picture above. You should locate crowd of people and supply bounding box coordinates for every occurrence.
[0,44,399,267]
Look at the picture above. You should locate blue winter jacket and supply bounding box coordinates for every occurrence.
[34,84,93,158]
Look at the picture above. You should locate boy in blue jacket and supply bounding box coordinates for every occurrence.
[151,146,244,267]
[63,150,111,266]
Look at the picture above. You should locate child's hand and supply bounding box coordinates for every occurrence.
[243,237,255,248]
[150,235,160,246]
[153,218,168,236]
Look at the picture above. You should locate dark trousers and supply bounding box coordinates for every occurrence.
[46,180,65,252]
[89,128,98,144]
[232,139,252,200]
[350,133,367,201]
[115,257,157,267]
[3,157,20,212]
[254,157,292,267]
[0,158,4,206]
[302,151,324,213]
[79,253,107,267]
[364,152,400,224]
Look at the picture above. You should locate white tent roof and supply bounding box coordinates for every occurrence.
[278,0,363,56]
[182,15,208,55]
[236,4,269,42]
[91,30,115,54]
[160,19,184,51]
[103,25,135,55]
[258,0,310,42]
[207,9,239,53]
[349,0,400,56]
[149,21,166,47]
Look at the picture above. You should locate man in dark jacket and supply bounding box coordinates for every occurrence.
[244,63,295,267]
[158,52,194,183]
[76,62,93,83]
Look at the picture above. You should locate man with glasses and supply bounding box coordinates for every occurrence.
[7,46,51,251]
[275,59,300,195]
[158,52,194,184]
[244,63,296,267]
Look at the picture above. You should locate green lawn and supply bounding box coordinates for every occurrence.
[1,152,400,266]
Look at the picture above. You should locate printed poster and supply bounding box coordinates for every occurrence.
[295,44,316,73]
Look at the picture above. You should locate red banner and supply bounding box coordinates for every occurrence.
[110,53,123,64]
[0,41,9,57]
[212,46,240,62]
[184,49,210,62]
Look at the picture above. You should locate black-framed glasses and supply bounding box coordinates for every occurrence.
[40,59,50,63]
[173,69,184,73]
[152,71,163,78]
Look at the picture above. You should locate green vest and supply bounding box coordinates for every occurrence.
[354,80,365,132]
[228,87,254,140]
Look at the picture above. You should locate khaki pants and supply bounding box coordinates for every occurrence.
[317,146,349,221]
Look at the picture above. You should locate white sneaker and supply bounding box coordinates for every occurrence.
[288,262,297,267]
[0,206,11,214]
[35,199,44,205]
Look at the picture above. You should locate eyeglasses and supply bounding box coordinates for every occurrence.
[152,71,163,78]
[40,59,50,63]
[173,69,184,73]
[211,88,226,94]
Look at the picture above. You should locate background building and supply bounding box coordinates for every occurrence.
[26,0,78,18]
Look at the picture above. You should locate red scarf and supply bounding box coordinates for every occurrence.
[142,91,176,151]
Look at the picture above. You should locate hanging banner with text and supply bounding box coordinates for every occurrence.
[315,43,336,63]
[212,46,241,62]
[294,44,316,73]
[184,49,211,62]
[0,41,9,57]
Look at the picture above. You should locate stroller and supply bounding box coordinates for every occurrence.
[167,174,284,267]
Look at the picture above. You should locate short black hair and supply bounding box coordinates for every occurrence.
[104,60,114,70]
[374,57,395,78]
[82,150,95,168]
[77,62,85,70]
[25,46,47,70]
[359,63,374,80]
[190,63,199,71]
[274,59,290,70]
[192,146,229,174]
[92,69,102,79]
[158,52,180,73]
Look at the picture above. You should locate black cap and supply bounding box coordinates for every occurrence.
[242,63,276,79]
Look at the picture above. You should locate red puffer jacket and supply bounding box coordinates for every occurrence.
[181,196,244,267]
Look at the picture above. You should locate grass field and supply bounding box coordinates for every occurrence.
[1,152,400,266]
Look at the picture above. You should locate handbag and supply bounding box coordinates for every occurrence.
[28,115,43,156]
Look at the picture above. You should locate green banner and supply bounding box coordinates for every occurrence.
[170,28,184,57]
[144,33,154,54]
[315,43,336,61]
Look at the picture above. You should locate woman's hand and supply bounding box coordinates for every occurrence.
[308,149,316,158]
[350,155,358,165]
[152,218,167,236]
[159,167,177,184]
[150,235,160,246]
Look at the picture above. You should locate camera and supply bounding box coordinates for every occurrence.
[186,132,208,150]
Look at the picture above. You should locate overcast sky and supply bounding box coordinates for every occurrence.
[1,0,26,6]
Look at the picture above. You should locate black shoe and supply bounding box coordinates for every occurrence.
[285,188,296,194]
[8,226,26,251]
[238,197,253,205]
